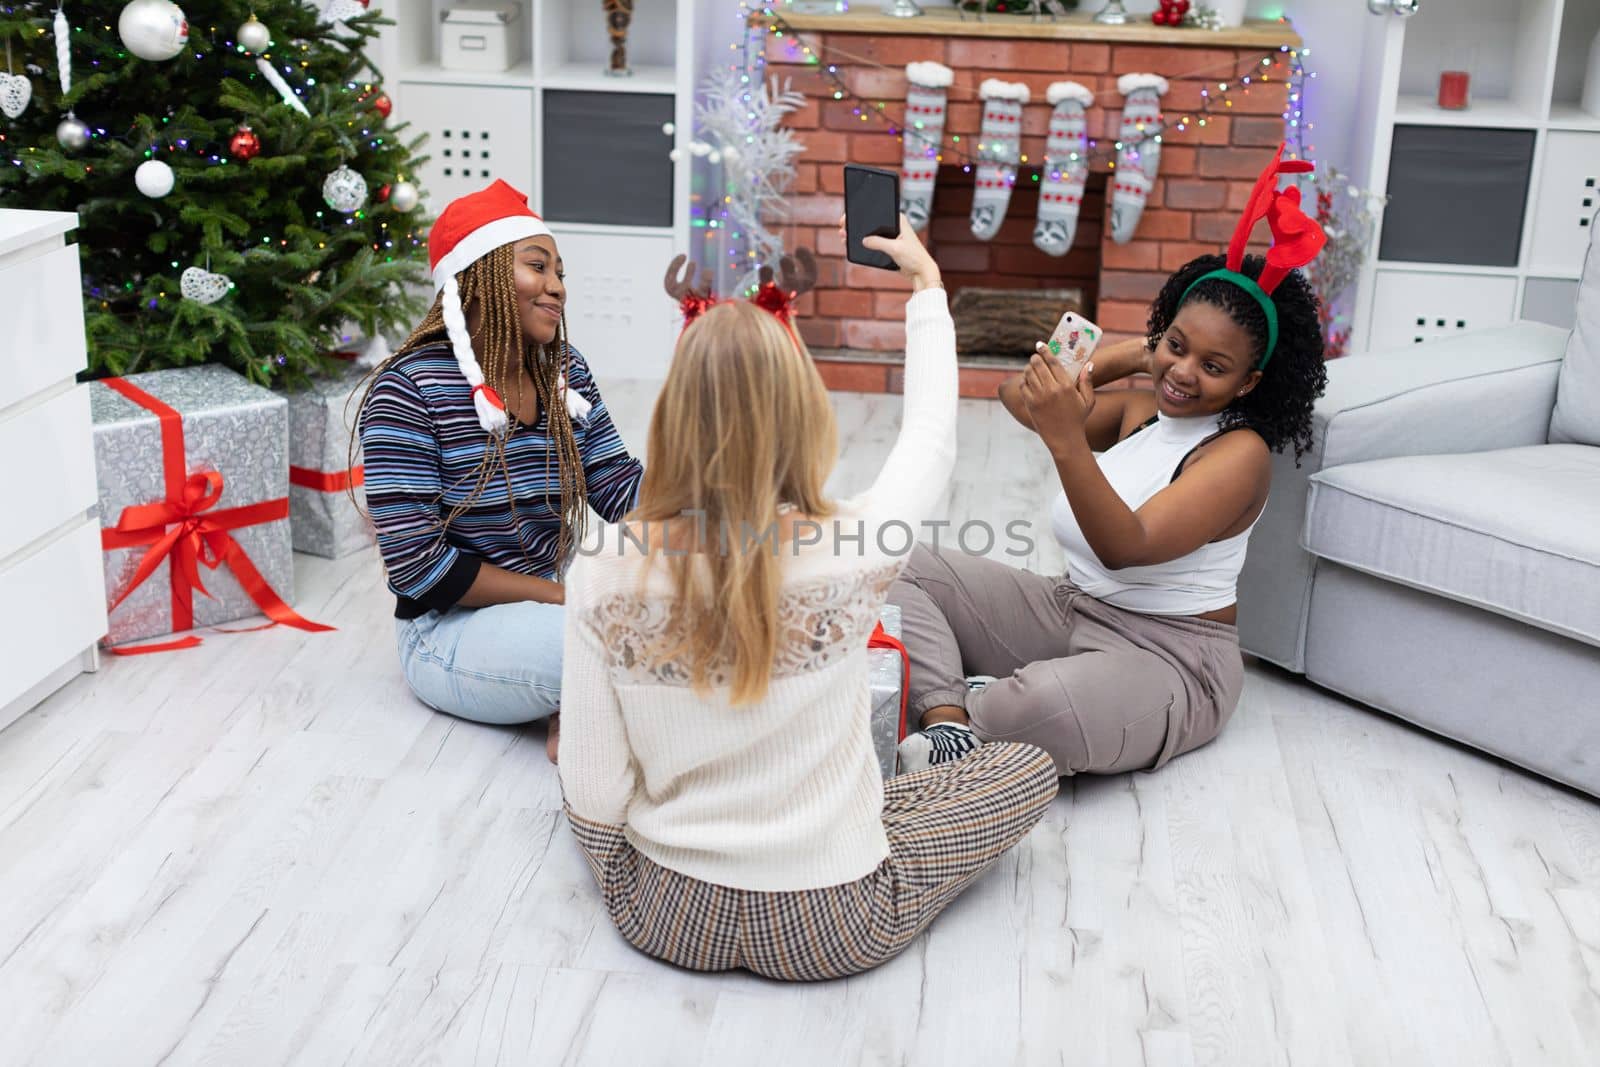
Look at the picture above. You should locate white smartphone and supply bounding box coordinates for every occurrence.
[1046,311,1103,368]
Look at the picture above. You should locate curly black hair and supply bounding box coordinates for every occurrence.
[1145,253,1327,462]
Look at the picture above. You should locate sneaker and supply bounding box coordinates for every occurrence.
[897,722,980,774]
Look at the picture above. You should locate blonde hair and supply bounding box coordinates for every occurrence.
[351,243,589,560]
[633,300,838,704]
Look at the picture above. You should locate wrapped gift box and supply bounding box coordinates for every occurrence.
[285,361,375,559]
[869,603,907,779]
[91,366,296,647]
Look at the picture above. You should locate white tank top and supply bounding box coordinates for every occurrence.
[1049,412,1260,616]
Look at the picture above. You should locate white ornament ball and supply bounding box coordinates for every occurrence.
[236,15,271,54]
[707,150,722,165]
[56,116,91,151]
[661,121,675,136]
[389,180,420,213]
[668,148,682,162]
[135,158,176,198]
[118,0,189,62]
[322,164,368,214]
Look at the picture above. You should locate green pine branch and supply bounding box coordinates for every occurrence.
[1,1,431,388]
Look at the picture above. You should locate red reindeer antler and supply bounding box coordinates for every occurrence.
[1226,144,1320,293]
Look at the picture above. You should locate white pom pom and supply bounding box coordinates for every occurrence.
[563,375,592,422]
[473,389,510,435]
[668,148,682,162]
[661,121,675,136]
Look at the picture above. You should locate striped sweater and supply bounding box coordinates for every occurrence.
[359,342,644,618]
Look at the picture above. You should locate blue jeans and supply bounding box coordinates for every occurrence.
[394,602,564,725]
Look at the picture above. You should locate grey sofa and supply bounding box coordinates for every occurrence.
[1238,223,1600,797]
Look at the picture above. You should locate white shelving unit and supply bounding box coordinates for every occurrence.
[0,210,106,732]
[1349,0,1600,348]
[374,0,704,379]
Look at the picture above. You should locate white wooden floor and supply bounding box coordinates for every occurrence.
[4,381,1599,1067]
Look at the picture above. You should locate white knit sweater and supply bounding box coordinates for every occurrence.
[558,288,957,891]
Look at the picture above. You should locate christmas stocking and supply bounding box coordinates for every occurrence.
[900,61,954,232]
[970,79,1029,241]
[1033,81,1094,257]
[1109,74,1169,245]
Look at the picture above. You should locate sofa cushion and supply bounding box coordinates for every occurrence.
[1550,206,1600,445]
[1304,445,1600,647]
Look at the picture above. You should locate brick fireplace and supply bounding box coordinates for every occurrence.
[762,9,1301,395]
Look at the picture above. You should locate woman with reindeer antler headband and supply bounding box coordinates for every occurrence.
[891,144,1330,777]
[557,215,1059,981]
[354,181,644,747]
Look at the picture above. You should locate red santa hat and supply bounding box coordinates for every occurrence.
[428,180,590,434]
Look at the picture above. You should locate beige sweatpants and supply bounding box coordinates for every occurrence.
[887,543,1245,775]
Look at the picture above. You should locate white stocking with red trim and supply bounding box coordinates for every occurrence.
[900,62,953,233]
[1033,81,1093,257]
[970,79,1029,241]
[1109,74,1169,245]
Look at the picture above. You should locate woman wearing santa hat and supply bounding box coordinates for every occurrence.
[356,180,644,745]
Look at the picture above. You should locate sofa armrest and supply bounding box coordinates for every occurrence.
[1237,322,1566,672]
[1317,323,1567,468]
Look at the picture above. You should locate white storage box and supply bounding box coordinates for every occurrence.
[440,2,524,73]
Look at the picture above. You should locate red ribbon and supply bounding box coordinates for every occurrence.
[99,376,333,654]
[868,621,911,741]
[289,464,365,492]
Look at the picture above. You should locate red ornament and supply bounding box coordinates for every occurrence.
[372,92,392,118]
[229,126,261,161]
[1152,9,1170,23]
[1174,0,1190,13]
[377,183,391,202]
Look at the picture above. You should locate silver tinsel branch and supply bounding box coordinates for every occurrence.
[1303,166,1388,358]
[693,67,807,295]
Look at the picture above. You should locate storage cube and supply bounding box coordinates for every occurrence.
[542,91,674,227]
[440,2,525,73]
[1380,126,1536,267]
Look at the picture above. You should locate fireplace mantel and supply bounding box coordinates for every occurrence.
[775,10,1301,50]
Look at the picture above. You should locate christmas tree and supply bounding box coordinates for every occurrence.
[0,0,429,386]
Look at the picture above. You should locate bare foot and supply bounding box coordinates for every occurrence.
[546,713,560,764]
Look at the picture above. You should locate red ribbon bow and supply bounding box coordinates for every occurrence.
[751,281,799,325]
[679,292,721,326]
[1226,143,1327,295]
[100,377,333,655]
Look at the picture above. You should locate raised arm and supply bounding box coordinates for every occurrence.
[852,215,958,529]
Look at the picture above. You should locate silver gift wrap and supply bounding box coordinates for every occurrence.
[90,366,293,646]
[283,362,376,559]
[869,603,906,779]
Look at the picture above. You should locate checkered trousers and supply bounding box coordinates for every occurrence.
[565,741,1058,982]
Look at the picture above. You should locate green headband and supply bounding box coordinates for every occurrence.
[1180,268,1279,370]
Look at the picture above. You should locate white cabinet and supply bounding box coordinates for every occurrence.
[1527,130,1600,276]
[1349,0,1600,351]
[0,210,106,729]
[1367,270,1519,351]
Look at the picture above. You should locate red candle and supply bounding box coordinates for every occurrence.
[1438,71,1471,110]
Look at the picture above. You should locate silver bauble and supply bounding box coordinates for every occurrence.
[56,115,91,151]
[236,15,271,54]
[389,180,420,213]
[322,164,368,213]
